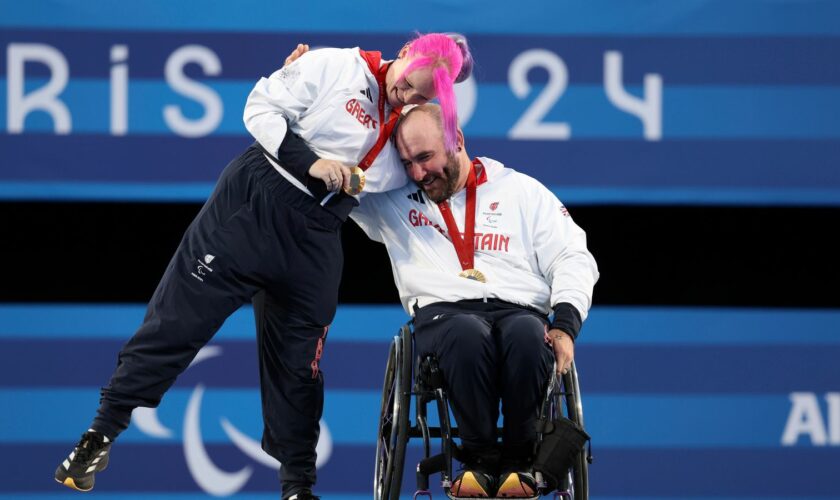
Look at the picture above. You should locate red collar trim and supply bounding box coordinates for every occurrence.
[359,49,389,86]
[473,158,488,187]
[357,49,402,170]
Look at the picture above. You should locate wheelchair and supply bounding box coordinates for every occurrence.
[374,322,591,500]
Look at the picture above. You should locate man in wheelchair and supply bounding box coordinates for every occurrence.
[352,104,598,498]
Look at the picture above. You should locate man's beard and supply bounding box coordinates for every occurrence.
[419,154,461,203]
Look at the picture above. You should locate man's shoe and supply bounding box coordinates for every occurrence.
[496,471,538,498]
[449,470,496,498]
[286,489,320,500]
[54,431,112,491]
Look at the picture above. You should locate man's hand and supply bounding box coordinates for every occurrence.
[309,159,352,192]
[284,43,310,66]
[549,328,574,376]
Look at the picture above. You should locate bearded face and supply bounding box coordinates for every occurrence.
[418,151,461,203]
[397,107,467,203]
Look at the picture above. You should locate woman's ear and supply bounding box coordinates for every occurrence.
[397,43,410,59]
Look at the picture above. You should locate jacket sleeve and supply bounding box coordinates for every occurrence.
[243,48,347,178]
[524,175,599,336]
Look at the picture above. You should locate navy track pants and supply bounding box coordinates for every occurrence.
[413,300,555,471]
[92,145,343,491]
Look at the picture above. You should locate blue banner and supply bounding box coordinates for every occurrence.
[2,1,840,204]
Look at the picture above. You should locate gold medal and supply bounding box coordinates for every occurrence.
[458,269,487,283]
[343,166,366,195]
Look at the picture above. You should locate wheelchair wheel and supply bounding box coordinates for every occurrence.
[561,360,589,500]
[374,326,412,500]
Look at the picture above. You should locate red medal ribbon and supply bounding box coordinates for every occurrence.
[359,50,403,171]
[437,161,479,271]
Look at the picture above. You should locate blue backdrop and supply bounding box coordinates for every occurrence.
[3,305,840,499]
[2,1,840,498]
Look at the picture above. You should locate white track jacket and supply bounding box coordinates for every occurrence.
[351,157,599,319]
[244,47,408,196]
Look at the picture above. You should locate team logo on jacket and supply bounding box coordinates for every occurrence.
[359,88,373,103]
[482,203,504,229]
[345,99,378,130]
[277,65,300,84]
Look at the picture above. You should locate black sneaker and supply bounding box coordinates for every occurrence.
[54,431,112,491]
[286,489,320,500]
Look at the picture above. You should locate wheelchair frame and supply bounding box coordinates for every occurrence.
[374,323,591,500]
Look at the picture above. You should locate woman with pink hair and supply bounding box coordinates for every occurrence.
[54,32,474,500]
[248,32,473,195]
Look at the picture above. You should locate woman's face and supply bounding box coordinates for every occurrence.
[386,56,438,108]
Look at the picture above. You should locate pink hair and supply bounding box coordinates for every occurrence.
[399,33,464,153]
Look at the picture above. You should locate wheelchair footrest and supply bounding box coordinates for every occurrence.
[445,487,541,500]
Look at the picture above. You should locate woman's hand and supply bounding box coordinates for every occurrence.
[284,43,310,66]
[308,159,351,192]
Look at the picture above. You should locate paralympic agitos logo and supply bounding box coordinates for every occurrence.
[131,345,333,496]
